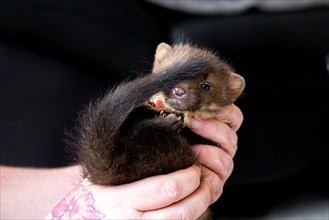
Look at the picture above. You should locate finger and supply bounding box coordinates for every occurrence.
[142,177,212,220]
[119,165,201,211]
[200,166,224,204]
[216,104,244,132]
[194,144,234,183]
[188,119,238,158]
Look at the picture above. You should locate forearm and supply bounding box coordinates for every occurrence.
[0,165,82,219]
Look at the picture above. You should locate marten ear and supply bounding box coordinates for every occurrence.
[154,42,172,62]
[226,72,245,101]
[153,43,173,74]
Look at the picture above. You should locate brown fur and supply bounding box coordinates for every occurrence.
[72,42,245,220]
[151,43,245,121]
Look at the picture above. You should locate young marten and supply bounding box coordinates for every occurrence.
[72,42,245,219]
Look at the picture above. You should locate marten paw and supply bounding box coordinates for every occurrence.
[167,114,184,130]
[153,112,185,133]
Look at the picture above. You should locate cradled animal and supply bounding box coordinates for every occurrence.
[71,42,245,220]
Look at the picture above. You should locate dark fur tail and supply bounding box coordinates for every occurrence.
[94,60,208,140]
[74,59,207,182]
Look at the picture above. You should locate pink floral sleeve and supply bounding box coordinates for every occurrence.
[52,184,105,220]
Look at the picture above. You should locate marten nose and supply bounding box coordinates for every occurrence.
[173,86,187,98]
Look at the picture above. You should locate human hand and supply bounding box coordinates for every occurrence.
[187,104,243,204]
[45,165,212,219]
[45,104,243,220]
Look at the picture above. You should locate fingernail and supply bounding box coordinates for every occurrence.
[188,118,202,129]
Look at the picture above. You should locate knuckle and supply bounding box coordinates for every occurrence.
[205,175,224,205]
[225,157,234,174]
[219,153,234,180]
[237,105,244,121]
[190,166,202,186]
[232,131,238,143]
[229,132,238,156]
[239,111,244,124]
[235,106,244,131]
[229,130,237,145]
[225,153,234,171]
[212,181,223,202]
[163,179,180,201]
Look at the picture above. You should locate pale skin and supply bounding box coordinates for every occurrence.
[1,104,243,220]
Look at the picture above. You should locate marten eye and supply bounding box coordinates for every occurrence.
[200,83,212,91]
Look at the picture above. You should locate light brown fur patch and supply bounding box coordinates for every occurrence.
[151,42,245,122]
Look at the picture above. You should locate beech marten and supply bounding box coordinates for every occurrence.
[71,42,245,220]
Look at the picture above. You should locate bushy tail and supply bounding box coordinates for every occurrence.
[74,59,207,182]
[98,59,208,138]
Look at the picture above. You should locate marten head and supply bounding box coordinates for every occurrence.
[151,42,245,120]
